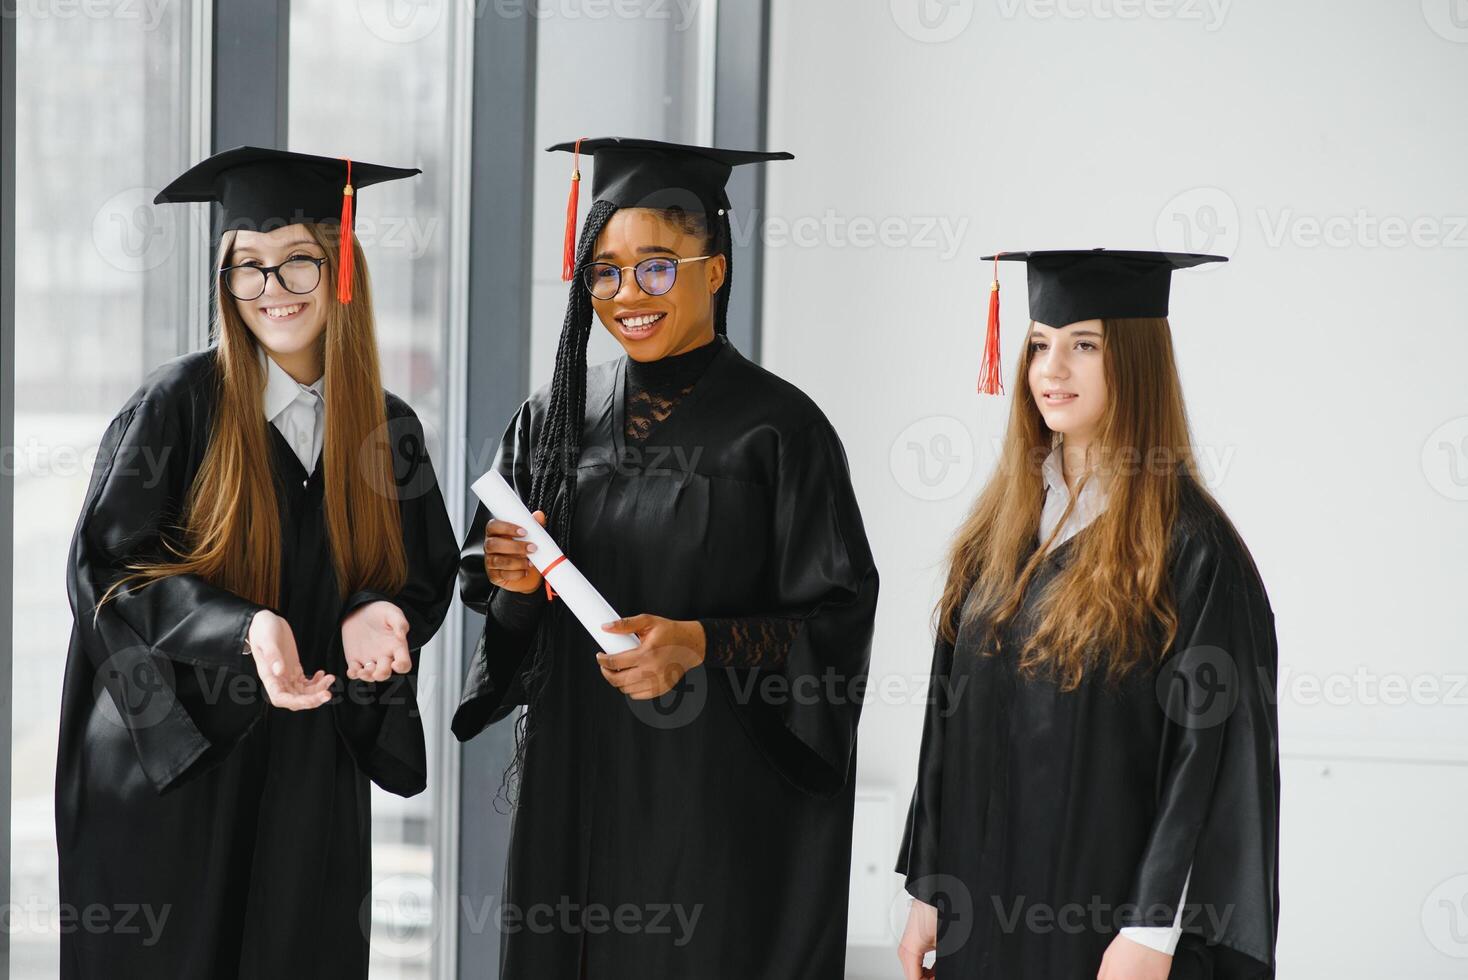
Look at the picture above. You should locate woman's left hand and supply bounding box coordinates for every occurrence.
[1097,933,1174,980]
[341,600,412,682]
[596,614,706,699]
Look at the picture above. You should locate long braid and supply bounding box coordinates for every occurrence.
[497,198,620,807]
[713,208,733,336]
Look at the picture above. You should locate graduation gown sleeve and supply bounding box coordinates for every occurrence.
[65,393,269,795]
[1118,523,1280,975]
[451,397,544,740]
[894,630,956,905]
[715,416,880,798]
[331,398,461,798]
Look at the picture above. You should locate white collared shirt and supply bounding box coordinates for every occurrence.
[1039,435,1191,956]
[258,345,324,475]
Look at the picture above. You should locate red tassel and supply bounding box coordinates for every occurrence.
[977,253,1004,395]
[560,138,584,282]
[337,159,355,305]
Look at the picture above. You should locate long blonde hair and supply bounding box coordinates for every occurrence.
[102,221,407,611]
[937,316,1221,689]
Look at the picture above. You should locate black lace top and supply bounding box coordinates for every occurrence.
[488,335,799,671]
[623,337,799,669]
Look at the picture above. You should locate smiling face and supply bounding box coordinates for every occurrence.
[588,208,726,362]
[225,222,330,364]
[1026,318,1108,444]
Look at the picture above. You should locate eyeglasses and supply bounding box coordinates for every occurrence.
[219,255,329,301]
[580,255,712,301]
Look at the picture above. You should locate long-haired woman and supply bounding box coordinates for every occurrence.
[56,147,460,979]
[452,137,880,979]
[896,250,1280,980]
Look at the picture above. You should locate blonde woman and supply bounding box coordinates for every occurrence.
[897,250,1279,980]
[56,147,459,979]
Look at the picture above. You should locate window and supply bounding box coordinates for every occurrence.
[10,2,206,975]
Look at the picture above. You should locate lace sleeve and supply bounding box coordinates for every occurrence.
[698,616,801,669]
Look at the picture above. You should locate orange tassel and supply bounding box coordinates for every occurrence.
[337,159,355,304]
[561,138,584,282]
[977,253,1004,395]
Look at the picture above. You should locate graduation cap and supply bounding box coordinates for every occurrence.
[547,137,794,281]
[973,248,1228,395]
[154,145,421,304]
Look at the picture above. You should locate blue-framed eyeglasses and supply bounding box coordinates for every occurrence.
[580,255,712,300]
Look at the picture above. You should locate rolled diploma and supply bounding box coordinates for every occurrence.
[470,469,640,654]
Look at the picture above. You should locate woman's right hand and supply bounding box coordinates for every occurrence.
[247,610,334,710]
[484,509,546,594]
[898,898,938,980]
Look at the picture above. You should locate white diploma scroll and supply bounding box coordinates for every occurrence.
[470,469,640,654]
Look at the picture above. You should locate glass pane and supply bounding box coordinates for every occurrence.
[11,4,201,977]
[288,3,460,977]
[530,3,716,377]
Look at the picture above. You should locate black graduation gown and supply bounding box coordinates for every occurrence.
[55,348,460,979]
[896,479,1280,979]
[452,337,880,979]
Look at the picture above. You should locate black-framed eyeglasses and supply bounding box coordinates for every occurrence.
[219,256,329,301]
[580,255,712,300]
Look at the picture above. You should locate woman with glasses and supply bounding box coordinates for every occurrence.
[55,146,460,979]
[452,137,880,980]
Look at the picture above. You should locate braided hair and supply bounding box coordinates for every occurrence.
[496,198,734,806]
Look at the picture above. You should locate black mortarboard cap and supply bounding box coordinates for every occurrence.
[547,137,793,281]
[970,248,1228,395]
[154,145,420,303]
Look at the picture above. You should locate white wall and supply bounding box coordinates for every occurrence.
[762,1,1468,975]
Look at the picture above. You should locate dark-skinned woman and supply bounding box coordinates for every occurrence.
[452,137,880,979]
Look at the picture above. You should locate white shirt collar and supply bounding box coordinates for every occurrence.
[257,344,324,423]
[1040,434,1109,550]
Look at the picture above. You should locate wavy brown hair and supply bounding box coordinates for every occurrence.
[937,316,1219,689]
[101,221,406,612]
